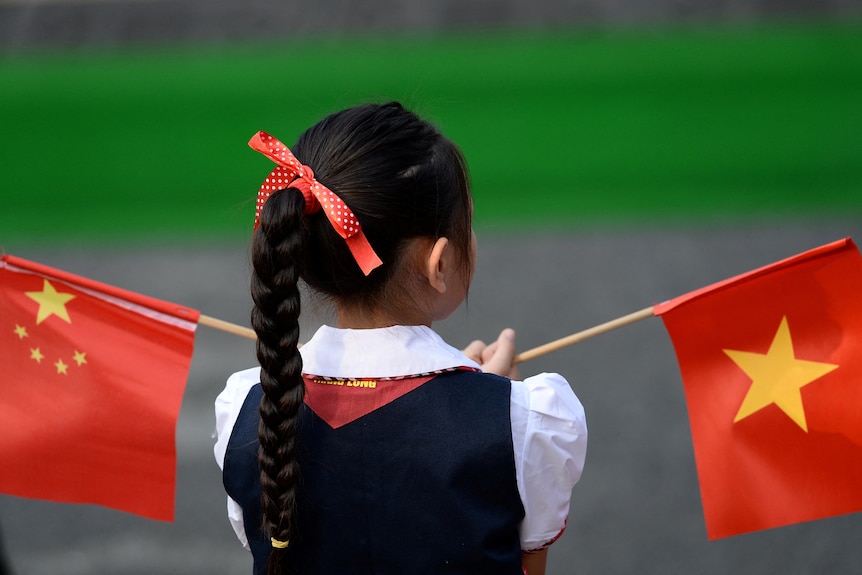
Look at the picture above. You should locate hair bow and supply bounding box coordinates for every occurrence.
[249,131,383,276]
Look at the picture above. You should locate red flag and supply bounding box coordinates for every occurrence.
[655,238,862,539]
[0,254,199,521]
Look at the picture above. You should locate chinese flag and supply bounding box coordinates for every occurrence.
[655,238,862,539]
[0,254,199,521]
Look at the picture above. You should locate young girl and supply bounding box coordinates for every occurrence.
[214,102,587,575]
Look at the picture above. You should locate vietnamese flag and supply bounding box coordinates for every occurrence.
[655,238,862,539]
[0,254,199,521]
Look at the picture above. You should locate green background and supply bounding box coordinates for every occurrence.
[2,21,861,244]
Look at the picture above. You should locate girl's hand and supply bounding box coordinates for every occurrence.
[462,328,520,379]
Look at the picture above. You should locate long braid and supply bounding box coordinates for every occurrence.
[250,188,306,574]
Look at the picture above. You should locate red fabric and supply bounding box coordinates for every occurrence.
[303,374,435,429]
[248,131,383,276]
[655,238,862,539]
[303,367,480,429]
[0,255,199,521]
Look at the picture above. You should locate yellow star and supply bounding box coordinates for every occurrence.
[14,324,29,339]
[25,280,76,324]
[725,316,838,432]
[55,358,69,375]
[73,351,87,366]
[30,348,45,363]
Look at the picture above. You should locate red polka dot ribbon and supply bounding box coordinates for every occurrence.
[248,131,383,276]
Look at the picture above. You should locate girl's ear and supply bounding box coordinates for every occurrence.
[425,237,450,294]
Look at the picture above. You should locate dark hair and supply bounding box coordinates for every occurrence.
[250,102,472,574]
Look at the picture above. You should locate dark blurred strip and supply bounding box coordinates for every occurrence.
[2,0,861,50]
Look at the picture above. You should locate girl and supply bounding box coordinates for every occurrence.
[214,102,587,575]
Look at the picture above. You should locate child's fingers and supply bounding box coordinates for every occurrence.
[479,329,517,377]
[461,339,487,364]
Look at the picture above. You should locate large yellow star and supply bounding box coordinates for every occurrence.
[25,280,76,324]
[725,316,838,432]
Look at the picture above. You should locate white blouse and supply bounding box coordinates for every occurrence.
[214,324,587,552]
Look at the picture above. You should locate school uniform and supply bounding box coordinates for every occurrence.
[214,325,587,574]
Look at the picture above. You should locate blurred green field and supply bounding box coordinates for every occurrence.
[2,21,861,243]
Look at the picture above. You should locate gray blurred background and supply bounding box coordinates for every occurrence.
[2,1,862,574]
[1,0,861,49]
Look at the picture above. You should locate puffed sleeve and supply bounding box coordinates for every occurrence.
[510,372,587,551]
[213,366,261,550]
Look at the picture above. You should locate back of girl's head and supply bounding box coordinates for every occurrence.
[293,102,472,301]
[249,102,472,574]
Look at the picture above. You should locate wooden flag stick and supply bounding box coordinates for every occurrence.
[198,314,257,340]
[512,306,656,365]
[198,306,657,363]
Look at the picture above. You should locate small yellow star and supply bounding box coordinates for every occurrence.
[30,348,45,363]
[725,316,838,432]
[55,358,69,375]
[73,351,87,366]
[26,280,76,324]
[14,324,29,339]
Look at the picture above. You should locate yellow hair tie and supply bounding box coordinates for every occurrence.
[271,537,290,549]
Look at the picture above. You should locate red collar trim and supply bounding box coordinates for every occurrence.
[303,367,478,429]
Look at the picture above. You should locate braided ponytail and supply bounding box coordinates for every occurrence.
[251,188,306,574]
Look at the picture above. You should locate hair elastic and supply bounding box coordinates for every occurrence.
[271,537,290,549]
[248,131,383,276]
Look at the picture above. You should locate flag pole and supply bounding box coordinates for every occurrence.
[197,306,658,362]
[512,306,656,365]
[198,314,257,340]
